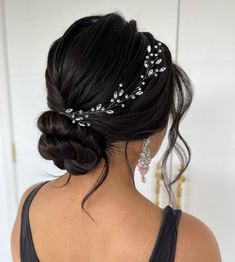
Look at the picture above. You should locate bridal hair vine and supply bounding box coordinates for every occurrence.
[59,41,167,127]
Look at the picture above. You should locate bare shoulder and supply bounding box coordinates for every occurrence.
[175,210,222,262]
[11,181,47,262]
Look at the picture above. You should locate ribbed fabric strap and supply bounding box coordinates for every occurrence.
[20,181,50,262]
[149,205,182,262]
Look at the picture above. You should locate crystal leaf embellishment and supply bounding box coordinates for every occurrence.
[148,69,154,76]
[136,91,143,95]
[113,91,118,99]
[79,122,86,127]
[65,108,73,113]
[144,61,149,68]
[96,104,102,110]
[106,110,114,114]
[76,117,83,121]
[119,89,124,96]
[159,67,166,72]
[156,58,162,64]
[147,45,151,53]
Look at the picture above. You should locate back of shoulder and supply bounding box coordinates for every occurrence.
[11,181,46,262]
[175,211,222,262]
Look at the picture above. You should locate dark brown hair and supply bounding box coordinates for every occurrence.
[37,11,194,222]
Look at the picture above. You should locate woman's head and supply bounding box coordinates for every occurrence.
[37,12,193,220]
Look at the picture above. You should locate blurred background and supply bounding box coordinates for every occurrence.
[0,0,234,261]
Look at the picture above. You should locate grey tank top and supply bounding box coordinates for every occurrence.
[20,180,182,261]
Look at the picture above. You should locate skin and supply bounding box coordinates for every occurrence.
[11,127,222,261]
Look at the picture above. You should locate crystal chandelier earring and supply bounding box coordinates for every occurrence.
[137,136,152,183]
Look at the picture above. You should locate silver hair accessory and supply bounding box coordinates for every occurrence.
[137,136,152,183]
[59,42,167,127]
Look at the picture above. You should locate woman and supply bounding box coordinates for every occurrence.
[11,12,222,261]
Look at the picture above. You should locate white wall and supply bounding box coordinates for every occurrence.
[0,0,18,259]
[174,1,235,259]
[1,0,234,261]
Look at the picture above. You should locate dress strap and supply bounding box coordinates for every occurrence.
[20,180,50,262]
[149,205,182,262]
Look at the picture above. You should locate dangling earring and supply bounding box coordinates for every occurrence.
[137,136,152,183]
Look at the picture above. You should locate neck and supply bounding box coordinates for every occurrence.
[62,144,142,202]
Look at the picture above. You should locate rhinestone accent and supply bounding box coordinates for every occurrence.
[144,61,149,68]
[96,104,102,110]
[113,91,118,99]
[119,89,124,96]
[65,108,73,113]
[159,67,166,72]
[78,122,85,126]
[156,58,162,64]
[76,117,83,120]
[148,69,154,76]
[106,110,114,114]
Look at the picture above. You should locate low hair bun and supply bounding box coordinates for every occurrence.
[37,110,106,175]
